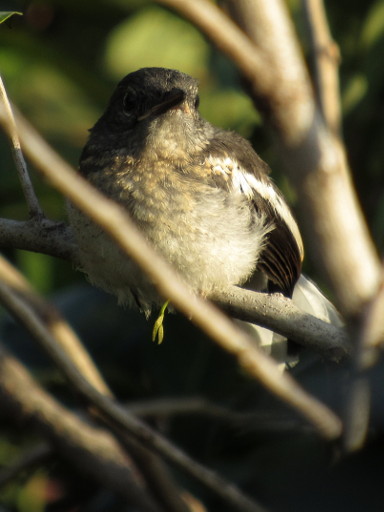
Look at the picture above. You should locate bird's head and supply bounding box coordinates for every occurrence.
[91,68,210,158]
[120,67,200,125]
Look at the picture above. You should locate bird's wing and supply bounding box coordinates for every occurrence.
[201,131,303,297]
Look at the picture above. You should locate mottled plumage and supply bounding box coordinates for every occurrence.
[68,67,304,314]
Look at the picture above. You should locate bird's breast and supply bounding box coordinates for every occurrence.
[71,153,271,310]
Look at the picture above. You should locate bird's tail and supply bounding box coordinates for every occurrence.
[292,275,342,327]
[236,274,342,369]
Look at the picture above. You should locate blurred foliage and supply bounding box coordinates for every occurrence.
[1,0,384,510]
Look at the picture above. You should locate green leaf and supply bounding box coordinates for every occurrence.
[342,74,368,114]
[361,1,384,50]
[0,11,22,24]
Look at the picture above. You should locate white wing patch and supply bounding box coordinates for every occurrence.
[206,155,304,260]
[208,156,235,178]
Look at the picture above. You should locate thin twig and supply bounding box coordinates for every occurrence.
[0,106,343,439]
[127,397,307,432]
[0,75,44,219]
[302,0,342,134]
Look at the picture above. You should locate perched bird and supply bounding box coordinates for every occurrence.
[68,67,339,357]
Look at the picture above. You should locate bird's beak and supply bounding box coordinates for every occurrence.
[137,89,186,121]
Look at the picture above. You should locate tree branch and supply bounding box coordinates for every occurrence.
[127,396,307,432]
[0,75,44,219]
[302,0,342,134]
[211,286,350,361]
[0,217,76,261]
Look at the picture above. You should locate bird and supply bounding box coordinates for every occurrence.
[68,67,339,358]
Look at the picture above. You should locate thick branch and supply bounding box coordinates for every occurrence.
[0,217,76,261]
[212,286,350,361]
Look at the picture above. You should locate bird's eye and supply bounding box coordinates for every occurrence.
[123,88,137,115]
[194,96,200,109]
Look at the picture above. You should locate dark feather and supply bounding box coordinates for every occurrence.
[253,195,302,297]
